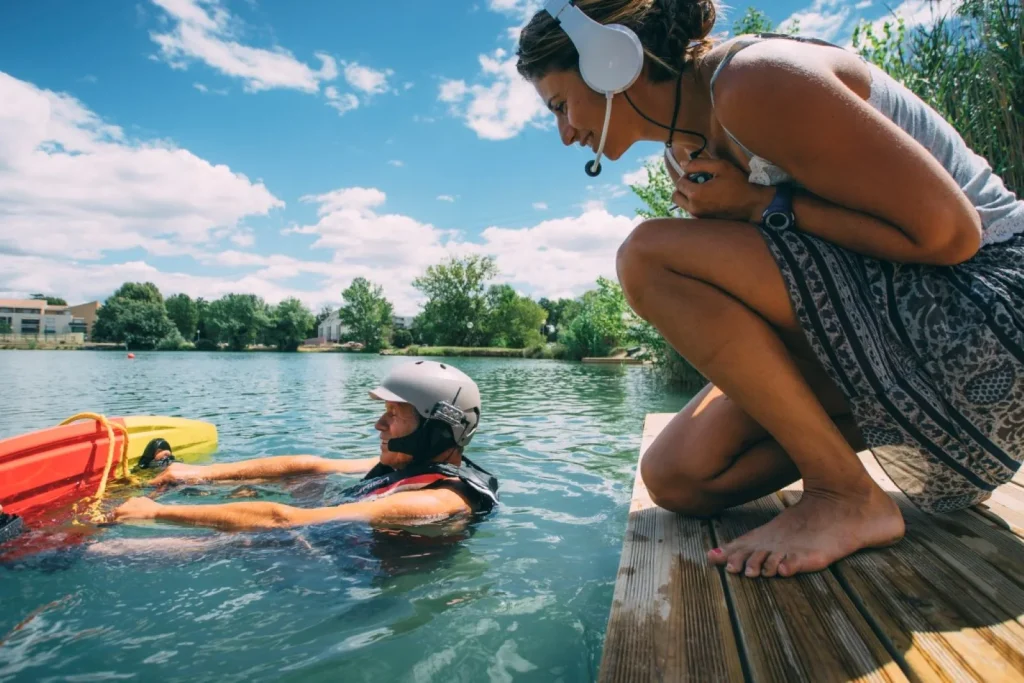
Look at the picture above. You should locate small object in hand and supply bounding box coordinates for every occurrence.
[687,171,713,184]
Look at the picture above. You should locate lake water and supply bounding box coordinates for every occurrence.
[0,351,692,683]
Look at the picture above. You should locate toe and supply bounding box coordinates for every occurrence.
[725,547,754,574]
[744,550,769,577]
[761,551,786,577]
[707,547,727,565]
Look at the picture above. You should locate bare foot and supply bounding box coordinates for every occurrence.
[707,481,905,578]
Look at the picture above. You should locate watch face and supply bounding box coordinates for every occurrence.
[764,212,792,230]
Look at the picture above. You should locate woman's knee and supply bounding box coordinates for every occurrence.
[616,219,684,309]
[640,460,723,518]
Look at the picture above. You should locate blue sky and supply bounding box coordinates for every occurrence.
[0,0,948,314]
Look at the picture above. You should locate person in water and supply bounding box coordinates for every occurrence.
[112,360,499,530]
[516,0,1024,578]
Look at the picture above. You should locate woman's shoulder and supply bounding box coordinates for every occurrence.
[703,35,871,107]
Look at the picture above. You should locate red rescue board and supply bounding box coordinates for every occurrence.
[0,418,128,520]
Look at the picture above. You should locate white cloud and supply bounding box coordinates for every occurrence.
[472,207,641,300]
[437,195,456,202]
[388,159,404,167]
[403,82,414,90]
[193,81,227,95]
[532,202,547,210]
[324,86,359,115]
[621,153,664,188]
[0,253,341,311]
[778,0,851,40]
[780,0,963,45]
[853,0,963,42]
[487,0,541,20]
[148,0,338,94]
[285,187,457,313]
[343,62,394,96]
[438,79,468,103]
[230,229,254,247]
[286,184,641,312]
[0,70,283,261]
[437,48,549,140]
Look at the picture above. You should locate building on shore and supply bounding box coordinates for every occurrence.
[0,299,96,340]
[392,315,415,330]
[67,301,101,338]
[315,311,416,344]
[317,309,350,343]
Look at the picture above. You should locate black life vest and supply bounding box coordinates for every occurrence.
[341,456,499,514]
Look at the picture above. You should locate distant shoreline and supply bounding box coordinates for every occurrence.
[0,343,647,363]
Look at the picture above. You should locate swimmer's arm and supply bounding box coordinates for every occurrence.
[131,489,472,531]
[712,48,982,266]
[153,455,379,484]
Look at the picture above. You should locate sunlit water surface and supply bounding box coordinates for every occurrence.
[0,351,692,682]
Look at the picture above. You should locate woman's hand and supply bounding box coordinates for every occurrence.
[670,158,774,223]
[150,463,208,486]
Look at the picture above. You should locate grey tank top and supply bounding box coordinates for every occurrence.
[709,33,1024,247]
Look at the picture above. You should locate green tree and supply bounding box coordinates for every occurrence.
[30,294,68,306]
[165,293,199,340]
[412,254,499,346]
[630,160,680,219]
[558,277,632,359]
[91,282,175,349]
[391,328,413,349]
[0,319,11,334]
[204,294,271,351]
[483,284,548,348]
[852,0,1022,195]
[731,6,800,35]
[268,297,315,351]
[538,297,584,338]
[339,278,394,352]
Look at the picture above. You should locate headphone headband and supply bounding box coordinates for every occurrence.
[542,0,644,95]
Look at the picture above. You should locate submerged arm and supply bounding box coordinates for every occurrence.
[113,488,472,531]
[151,455,379,484]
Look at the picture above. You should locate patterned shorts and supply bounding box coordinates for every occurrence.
[759,225,1024,513]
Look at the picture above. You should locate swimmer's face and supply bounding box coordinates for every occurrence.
[374,401,420,468]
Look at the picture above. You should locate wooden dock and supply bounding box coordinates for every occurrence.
[599,413,1024,682]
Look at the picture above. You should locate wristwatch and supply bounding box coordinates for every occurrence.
[761,183,795,230]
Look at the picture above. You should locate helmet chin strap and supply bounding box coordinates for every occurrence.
[387,418,458,463]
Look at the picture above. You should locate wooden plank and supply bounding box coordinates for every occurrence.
[975,495,1024,538]
[599,414,745,683]
[712,496,907,682]
[782,453,1024,681]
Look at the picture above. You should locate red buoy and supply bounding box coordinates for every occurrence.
[127,353,135,359]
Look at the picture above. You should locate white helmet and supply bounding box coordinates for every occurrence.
[369,360,481,447]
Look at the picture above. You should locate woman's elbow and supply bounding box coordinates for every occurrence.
[918,212,982,266]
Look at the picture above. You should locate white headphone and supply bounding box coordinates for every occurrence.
[543,0,645,176]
